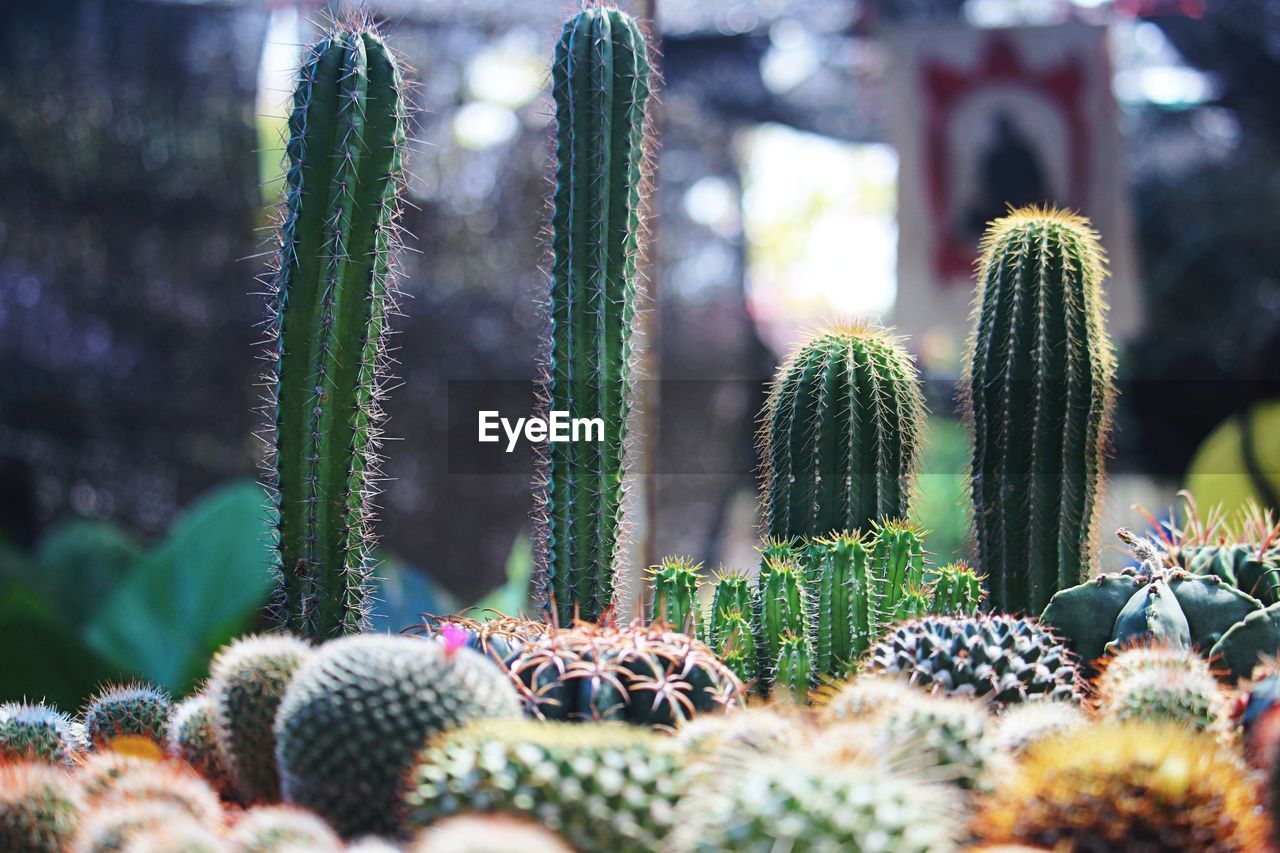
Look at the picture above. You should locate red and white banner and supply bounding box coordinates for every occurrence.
[888,24,1140,363]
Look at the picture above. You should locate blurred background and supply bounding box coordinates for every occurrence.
[2,0,1278,705]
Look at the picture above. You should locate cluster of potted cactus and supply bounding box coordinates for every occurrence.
[5,6,1280,853]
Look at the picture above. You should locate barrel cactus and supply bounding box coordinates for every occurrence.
[0,703,85,767]
[867,614,1083,707]
[877,692,993,790]
[975,721,1265,850]
[81,683,171,750]
[274,634,520,838]
[504,621,744,728]
[670,753,962,852]
[207,634,311,802]
[1042,529,1276,677]
[228,805,342,852]
[760,325,925,541]
[409,815,572,853]
[410,614,546,666]
[963,207,1116,616]
[405,720,683,853]
[266,20,408,640]
[988,700,1089,757]
[165,695,233,797]
[535,6,651,625]
[0,763,81,853]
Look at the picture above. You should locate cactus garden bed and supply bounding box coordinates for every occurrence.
[5,7,1280,853]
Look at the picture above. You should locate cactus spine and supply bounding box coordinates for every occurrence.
[964,207,1116,615]
[537,8,651,625]
[268,24,407,639]
[760,326,925,541]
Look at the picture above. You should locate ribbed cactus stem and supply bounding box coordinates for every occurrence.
[708,572,754,650]
[649,557,700,635]
[808,533,863,679]
[756,556,808,690]
[964,206,1116,615]
[713,610,758,689]
[269,24,406,639]
[869,521,926,634]
[775,633,812,706]
[537,7,651,625]
[928,563,985,616]
[760,327,926,541]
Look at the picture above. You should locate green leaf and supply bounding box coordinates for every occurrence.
[85,481,275,692]
[33,520,141,626]
[472,534,533,617]
[0,585,117,710]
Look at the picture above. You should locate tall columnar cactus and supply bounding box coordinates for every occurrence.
[760,326,925,541]
[536,8,651,625]
[755,555,809,687]
[963,207,1116,616]
[267,23,407,639]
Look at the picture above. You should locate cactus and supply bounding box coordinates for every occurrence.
[877,693,993,790]
[868,614,1083,708]
[410,815,573,853]
[805,532,863,679]
[207,634,310,803]
[1097,666,1230,734]
[962,207,1117,616]
[975,721,1265,850]
[266,22,408,640]
[1148,493,1280,605]
[774,633,812,705]
[1093,642,1212,695]
[760,326,926,541]
[706,570,753,645]
[0,703,86,767]
[989,700,1088,757]
[81,683,171,750]
[755,553,809,687]
[405,721,684,853]
[73,801,206,853]
[673,707,803,763]
[503,621,744,728]
[274,635,520,838]
[165,695,233,797]
[0,763,81,853]
[1042,529,1274,677]
[79,760,224,827]
[671,753,962,853]
[648,556,700,634]
[228,806,342,852]
[817,674,916,724]
[535,7,651,626]
[116,819,227,853]
[926,562,985,616]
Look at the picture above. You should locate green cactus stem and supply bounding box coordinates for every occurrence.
[755,554,809,688]
[760,325,925,541]
[774,634,812,705]
[707,571,754,650]
[963,206,1117,616]
[805,532,865,679]
[267,23,407,639]
[536,8,651,625]
[927,562,985,616]
[649,557,700,635]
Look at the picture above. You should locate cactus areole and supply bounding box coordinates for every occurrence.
[269,26,407,639]
[536,8,651,625]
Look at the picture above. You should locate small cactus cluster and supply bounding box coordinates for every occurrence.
[658,523,985,701]
[1150,493,1280,604]
[867,613,1083,708]
[502,621,745,728]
